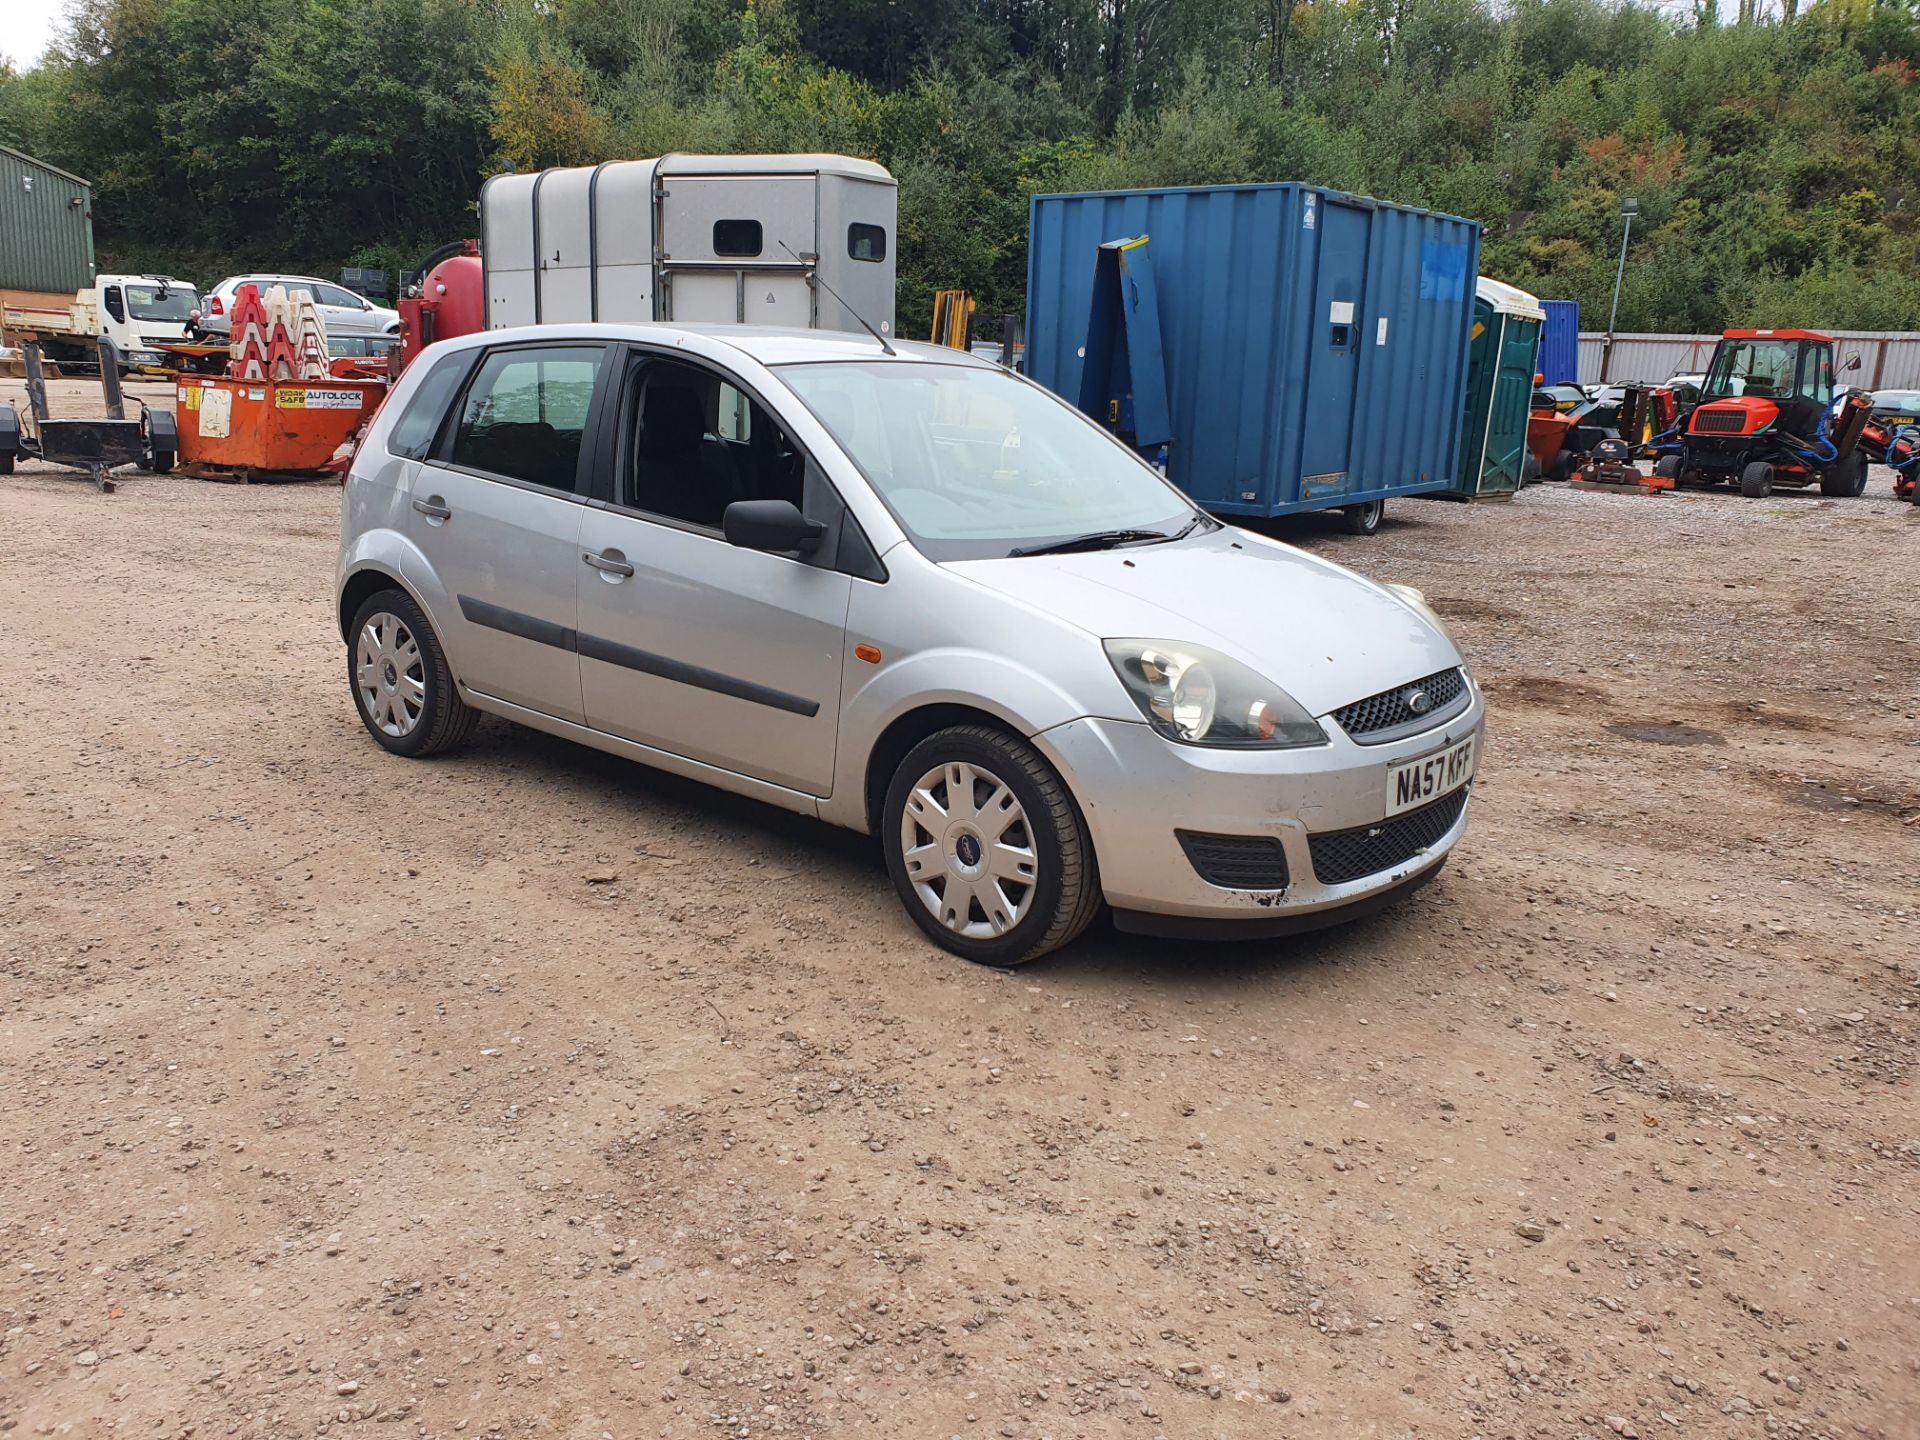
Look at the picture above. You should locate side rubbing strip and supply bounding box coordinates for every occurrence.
[458,595,577,652]
[455,595,820,717]
[575,632,821,717]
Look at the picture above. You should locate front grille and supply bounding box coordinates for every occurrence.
[1333,667,1465,742]
[1692,407,1749,434]
[1177,831,1290,891]
[1308,788,1468,886]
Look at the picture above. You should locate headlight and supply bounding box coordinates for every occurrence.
[1103,639,1325,748]
[1386,583,1457,648]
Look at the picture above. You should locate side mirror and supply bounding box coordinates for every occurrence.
[723,498,825,554]
[1844,353,1862,372]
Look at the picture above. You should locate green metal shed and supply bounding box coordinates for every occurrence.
[0,143,96,295]
[1451,276,1544,498]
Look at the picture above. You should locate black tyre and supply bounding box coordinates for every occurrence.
[143,444,174,474]
[346,588,478,758]
[1653,456,1681,482]
[1340,499,1384,535]
[0,451,13,475]
[1740,461,1774,499]
[883,725,1101,966]
[1520,451,1542,486]
[1549,449,1576,482]
[1819,450,1867,497]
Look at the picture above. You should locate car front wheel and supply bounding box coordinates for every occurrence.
[347,588,478,757]
[883,725,1101,966]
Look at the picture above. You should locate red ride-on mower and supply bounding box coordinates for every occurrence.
[1647,329,1873,499]
[1887,425,1919,504]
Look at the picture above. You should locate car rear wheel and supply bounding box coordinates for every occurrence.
[1819,450,1868,497]
[1740,461,1774,498]
[347,588,478,757]
[883,725,1100,966]
[1340,499,1384,535]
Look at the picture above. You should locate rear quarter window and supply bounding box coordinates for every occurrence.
[387,353,470,460]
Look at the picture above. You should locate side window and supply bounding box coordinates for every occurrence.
[712,220,762,258]
[448,344,604,489]
[387,352,470,460]
[317,284,364,308]
[102,285,125,323]
[628,360,805,528]
[848,223,886,262]
[1809,351,1834,404]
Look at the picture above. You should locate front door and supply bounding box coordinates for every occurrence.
[403,341,611,723]
[575,354,850,796]
[1299,200,1371,501]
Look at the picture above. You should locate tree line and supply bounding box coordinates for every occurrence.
[2,0,1917,336]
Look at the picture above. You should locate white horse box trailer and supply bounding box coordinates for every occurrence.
[479,154,897,336]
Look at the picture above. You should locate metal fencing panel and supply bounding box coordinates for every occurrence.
[1579,332,1920,390]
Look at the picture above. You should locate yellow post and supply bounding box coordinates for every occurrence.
[931,290,975,350]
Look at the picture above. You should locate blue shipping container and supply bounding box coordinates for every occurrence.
[1537,299,1579,385]
[1026,183,1481,519]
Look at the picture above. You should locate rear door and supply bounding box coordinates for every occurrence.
[402,342,612,724]
[1299,200,1371,501]
[658,175,816,327]
[313,283,375,336]
[574,351,852,795]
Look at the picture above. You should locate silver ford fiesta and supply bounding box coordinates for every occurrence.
[336,324,1484,964]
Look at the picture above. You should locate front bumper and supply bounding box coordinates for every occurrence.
[1033,681,1485,925]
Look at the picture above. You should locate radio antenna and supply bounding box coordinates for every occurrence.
[782,241,895,355]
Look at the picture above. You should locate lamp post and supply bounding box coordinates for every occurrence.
[1601,197,1638,382]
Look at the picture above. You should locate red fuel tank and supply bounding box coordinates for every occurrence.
[399,249,484,371]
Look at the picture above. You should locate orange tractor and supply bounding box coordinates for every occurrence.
[1646,329,1873,498]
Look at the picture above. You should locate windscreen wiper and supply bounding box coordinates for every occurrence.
[1008,528,1174,558]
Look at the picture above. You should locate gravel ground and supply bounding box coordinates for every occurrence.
[2,375,1918,1440]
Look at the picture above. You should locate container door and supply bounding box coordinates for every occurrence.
[1457,299,1497,492]
[1299,201,1370,501]
[658,175,816,326]
[1484,317,1539,493]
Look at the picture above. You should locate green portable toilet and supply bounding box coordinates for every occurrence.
[1452,277,1545,498]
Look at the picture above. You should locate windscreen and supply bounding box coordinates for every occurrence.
[124,284,197,323]
[778,360,1196,560]
[1704,340,1796,399]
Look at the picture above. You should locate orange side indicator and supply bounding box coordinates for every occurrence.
[854,643,883,664]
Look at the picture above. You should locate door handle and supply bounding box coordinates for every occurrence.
[582,550,635,578]
[412,497,451,520]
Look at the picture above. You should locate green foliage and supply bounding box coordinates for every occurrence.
[2,0,1917,331]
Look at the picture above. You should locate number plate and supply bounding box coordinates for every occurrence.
[1386,734,1476,817]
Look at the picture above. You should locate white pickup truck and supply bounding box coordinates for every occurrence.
[0,273,199,373]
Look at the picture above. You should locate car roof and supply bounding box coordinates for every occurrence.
[216,273,351,289]
[445,322,1000,370]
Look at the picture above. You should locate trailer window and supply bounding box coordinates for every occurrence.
[848,223,886,263]
[448,344,604,490]
[712,220,763,258]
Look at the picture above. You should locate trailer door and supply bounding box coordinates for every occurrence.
[658,175,816,326]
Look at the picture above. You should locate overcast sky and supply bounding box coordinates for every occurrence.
[2,0,66,70]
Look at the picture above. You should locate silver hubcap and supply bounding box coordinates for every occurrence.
[900,761,1038,939]
[355,611,426,738]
